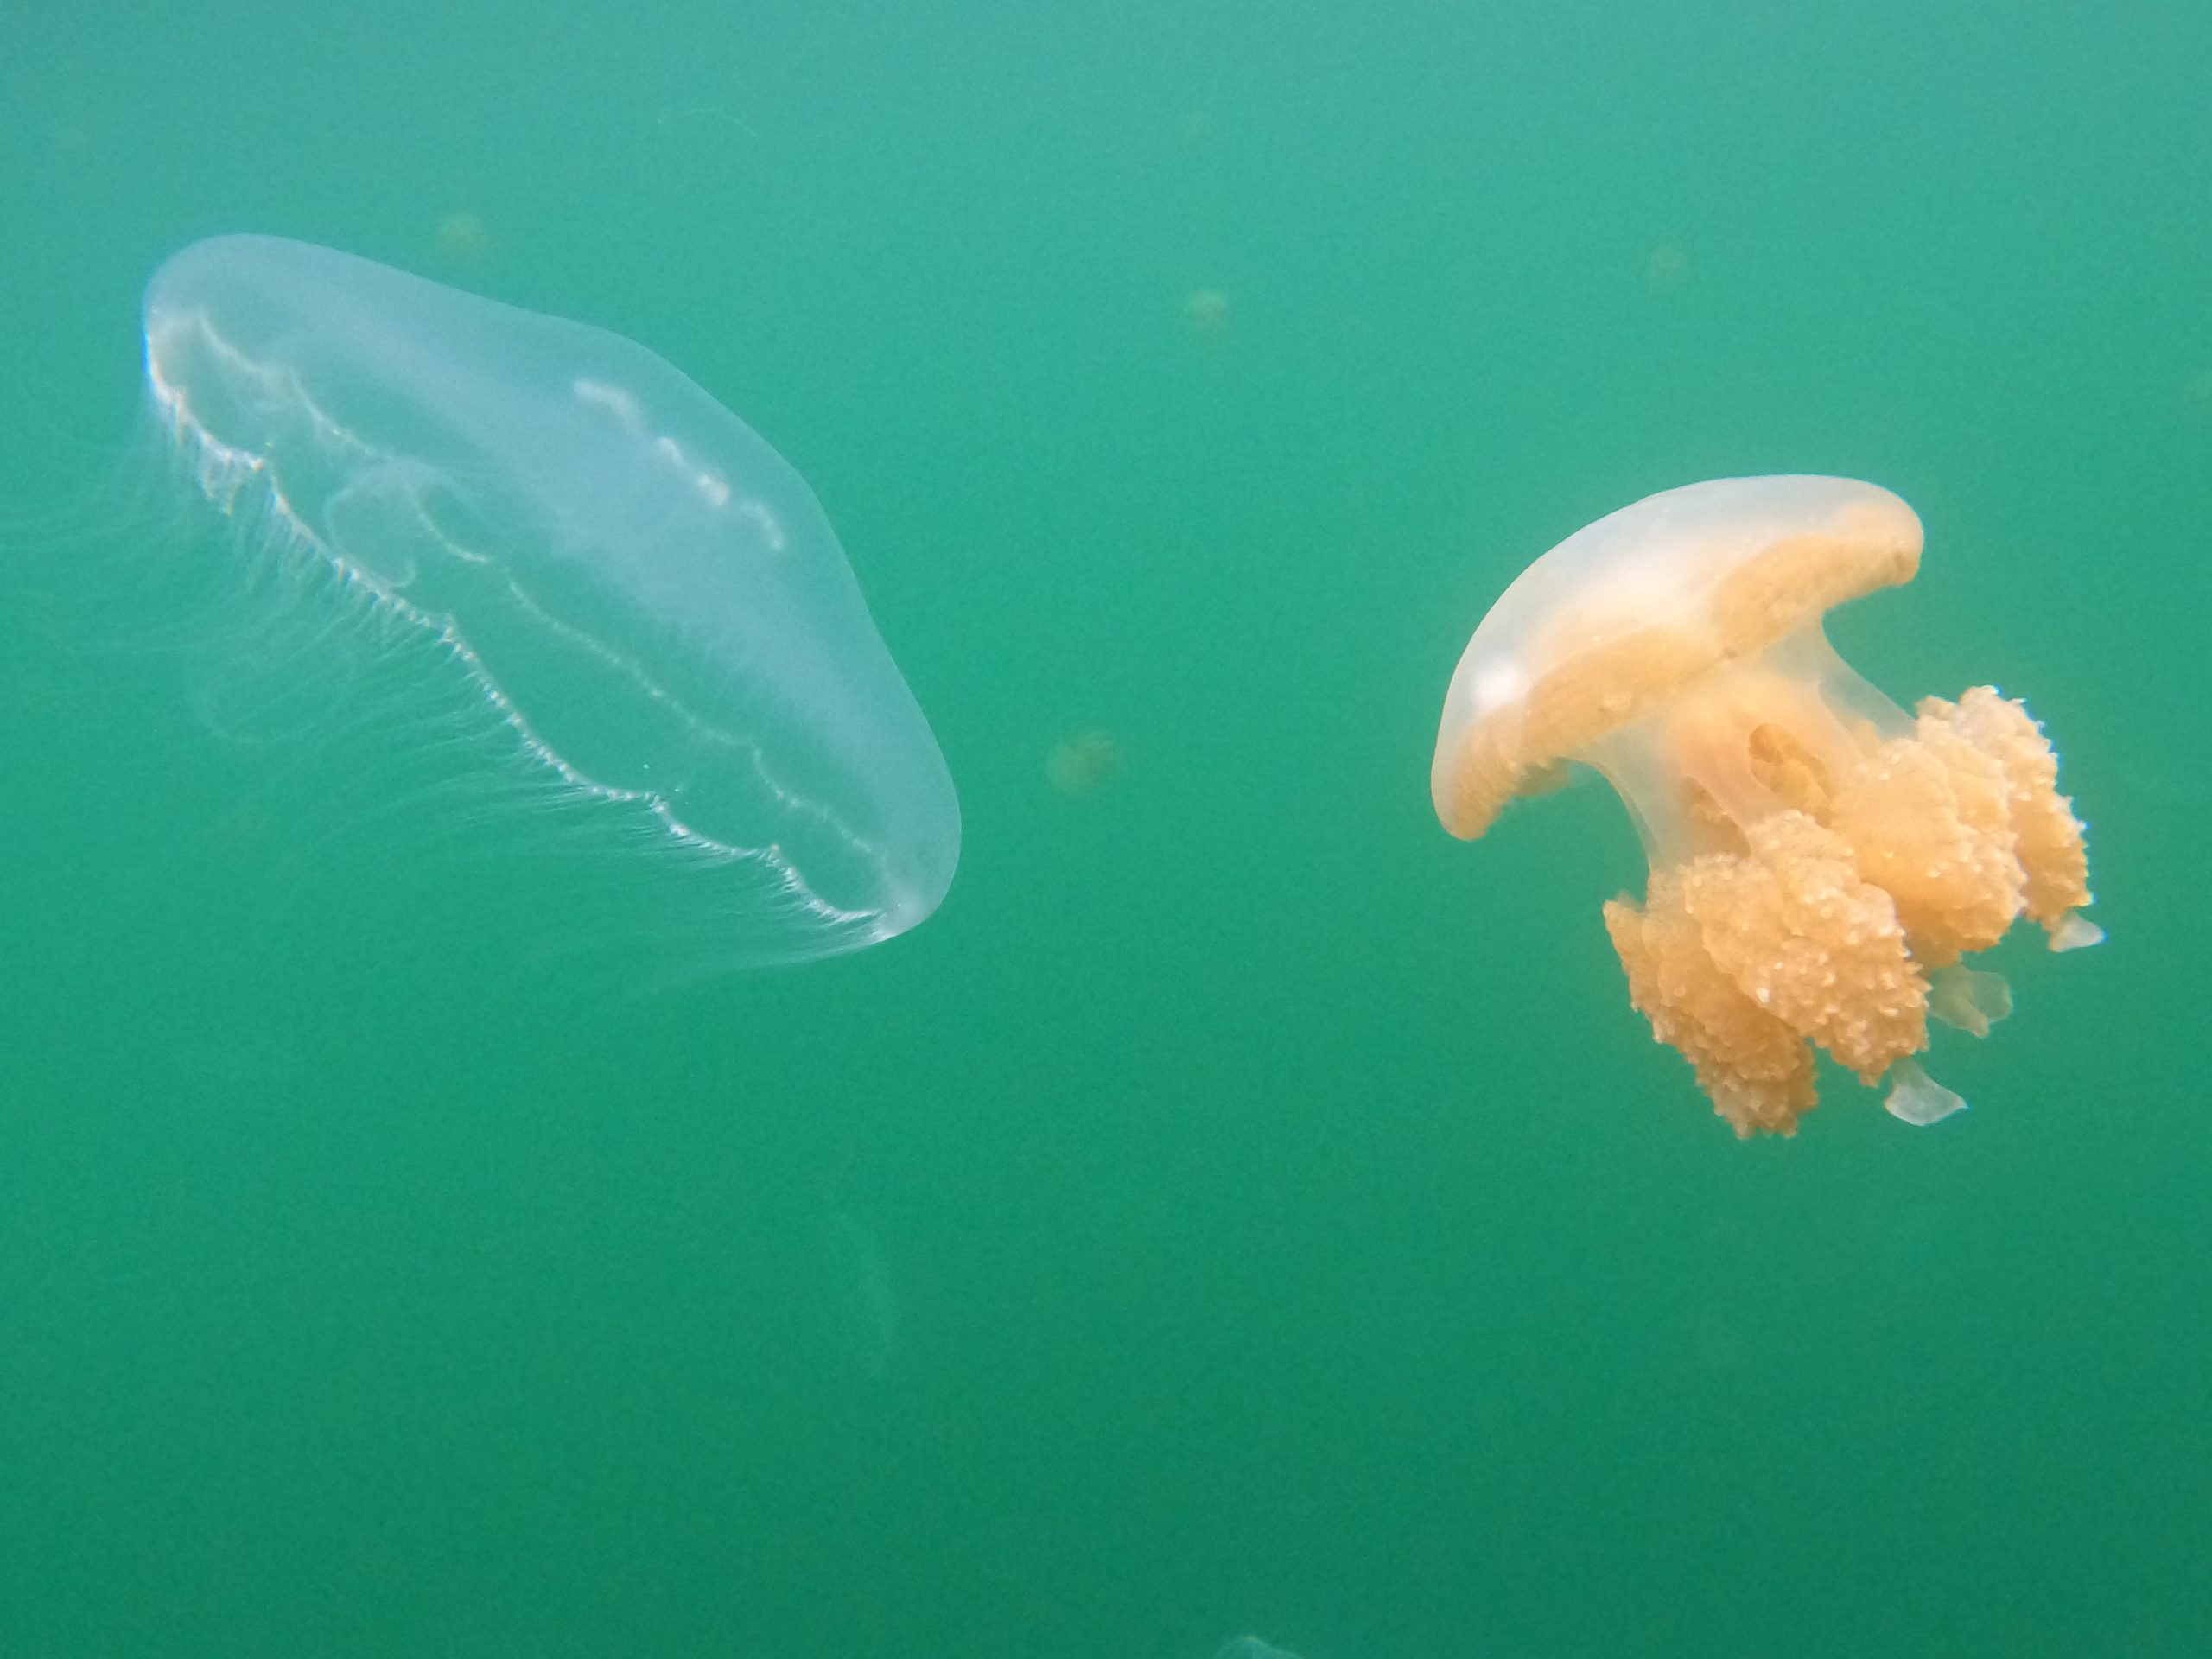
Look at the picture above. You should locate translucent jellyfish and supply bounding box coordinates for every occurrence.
[1431,476,2099,1136]
[142,234,958,963]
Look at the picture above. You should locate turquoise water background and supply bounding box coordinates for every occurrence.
[3,2,2209,1655]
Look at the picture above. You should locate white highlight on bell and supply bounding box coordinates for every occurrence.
[579,375,743,516]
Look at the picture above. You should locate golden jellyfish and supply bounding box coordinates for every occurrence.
[433,210,493,265]
[1644,241,1691,290]
[1184,287,1232,340]
[1046,729,1125,798]
[1430,476,2100,1137]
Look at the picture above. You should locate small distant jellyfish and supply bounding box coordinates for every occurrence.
[433,210,493,265]
[1430,476,2100,1136]
[1644,241,1690,289]
[1045,729,1124,798]
[142,234,959,963]
[1185,288,1232,340]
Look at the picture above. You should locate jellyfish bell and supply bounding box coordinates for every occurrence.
[26,234,961,976]
[1434,476,1928,857]
[1432,475,2100,1138]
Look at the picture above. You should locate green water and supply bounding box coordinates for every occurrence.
[3,2,2207,1656]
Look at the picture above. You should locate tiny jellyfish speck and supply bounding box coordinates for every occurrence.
[143,234,958,963]
[1430,476,2099,1137]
